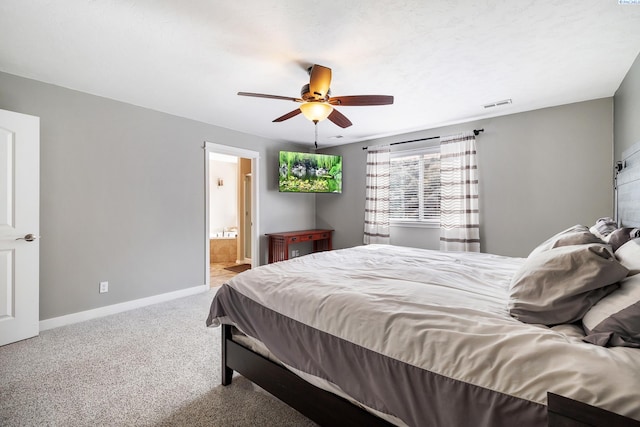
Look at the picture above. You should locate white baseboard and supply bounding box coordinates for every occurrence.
[39,284,209,331]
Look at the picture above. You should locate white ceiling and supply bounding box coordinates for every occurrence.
[1,1,640,147]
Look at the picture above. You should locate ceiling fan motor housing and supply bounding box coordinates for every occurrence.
[301,84,330,102]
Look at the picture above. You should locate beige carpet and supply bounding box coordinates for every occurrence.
[0,289,316,426]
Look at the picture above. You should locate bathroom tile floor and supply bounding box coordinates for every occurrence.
[210,262,246,288]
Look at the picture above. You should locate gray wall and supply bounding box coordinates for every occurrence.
[317,98,615,257]
[614,52,640,161]
[2,60,627,320]
[0,71,315,320]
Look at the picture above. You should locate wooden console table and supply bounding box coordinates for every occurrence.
[266,229,333,263]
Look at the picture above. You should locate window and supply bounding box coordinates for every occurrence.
[389,146,440,225]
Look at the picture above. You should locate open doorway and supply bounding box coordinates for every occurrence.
[204,142,259,288]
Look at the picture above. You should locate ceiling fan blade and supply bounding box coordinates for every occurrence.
[238,92,302,102]
[329,95,394,106]
[327,109,352,128]
[308,65,332,98]
[273,109,302,122]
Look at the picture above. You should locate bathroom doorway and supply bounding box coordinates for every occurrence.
[204,142,259,288]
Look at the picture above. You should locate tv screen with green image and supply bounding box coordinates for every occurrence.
[278,151,342,193]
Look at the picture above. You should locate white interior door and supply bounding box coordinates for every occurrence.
[0,109,40,347]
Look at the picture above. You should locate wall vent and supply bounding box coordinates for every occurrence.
[483,99,512,109]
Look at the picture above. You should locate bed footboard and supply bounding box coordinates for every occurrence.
[221,325,640,427]
[220,324,394,427]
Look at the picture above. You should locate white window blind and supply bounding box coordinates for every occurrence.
[389,146,440,223]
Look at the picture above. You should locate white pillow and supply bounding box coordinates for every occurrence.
[615,238,640,276]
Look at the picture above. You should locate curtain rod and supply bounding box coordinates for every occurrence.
[361,129,484,150]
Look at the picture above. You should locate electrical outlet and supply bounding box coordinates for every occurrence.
[292,250,299,257]
[99,281,109,293]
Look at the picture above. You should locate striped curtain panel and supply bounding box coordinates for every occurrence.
[439,132,480,252]
[364,145,391,244]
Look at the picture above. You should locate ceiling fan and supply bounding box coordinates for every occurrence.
[237,64,394,129]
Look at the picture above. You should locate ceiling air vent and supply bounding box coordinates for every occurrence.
[483,99,512,109]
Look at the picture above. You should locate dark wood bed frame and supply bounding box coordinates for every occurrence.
[221,324,394,426]
[221,325,640,427]
[219,141,640,427]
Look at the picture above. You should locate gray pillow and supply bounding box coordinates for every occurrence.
[509,243,628,325]
[608,227,640,252]
[582,274,640,348]
[528,225,603,258]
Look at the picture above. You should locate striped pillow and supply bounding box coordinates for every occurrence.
[582,274,640,348]
[589,217,618,241]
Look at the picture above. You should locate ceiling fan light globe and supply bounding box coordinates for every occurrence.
[299,102,333,122]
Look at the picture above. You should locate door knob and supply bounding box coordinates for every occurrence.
[16,234,37,242]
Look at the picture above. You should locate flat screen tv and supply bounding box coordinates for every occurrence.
[279,151,342,193]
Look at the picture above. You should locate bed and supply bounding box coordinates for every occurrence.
[206,142,640,427]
